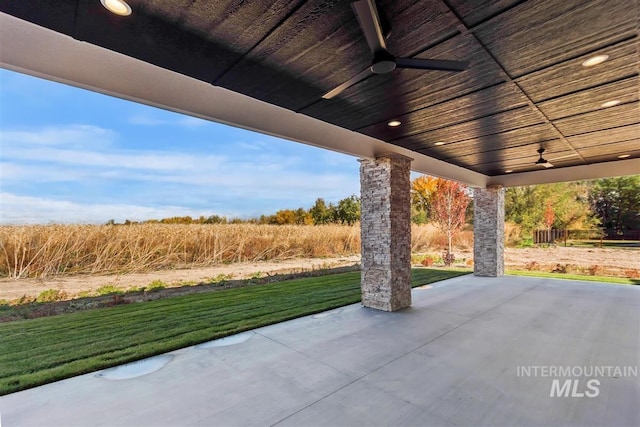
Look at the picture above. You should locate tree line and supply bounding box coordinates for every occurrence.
[412,175,639,238]
[504,176,639,238]
[108,194,362,227]
[109,175,639,239]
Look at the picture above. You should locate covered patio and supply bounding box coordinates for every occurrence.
[1,1,639,424]
[1,275,638,426]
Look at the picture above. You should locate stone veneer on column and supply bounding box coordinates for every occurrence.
[359,154,412,311]
[473,186,505,277]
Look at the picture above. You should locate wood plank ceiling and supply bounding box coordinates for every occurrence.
[2,0,638,176]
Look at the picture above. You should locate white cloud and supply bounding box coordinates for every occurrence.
[3,146,224,171]
[0,162,89,182]
[235,141,266,151]
[0,124,361,222]
[128,113,208,128]
[1,124,226,171]
[127,115,167,126]
[0,162,26,180]
[0,125,116,148]
[0,193,221,224]
[0,155,358,196]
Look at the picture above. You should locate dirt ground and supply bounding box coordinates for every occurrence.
[504,246,640,275]
[1,247,638,302]
[0,256,361,301]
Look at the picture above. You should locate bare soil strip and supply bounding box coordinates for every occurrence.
[1,247,638,302]
[504,246,640,276]
[0,256,361,300]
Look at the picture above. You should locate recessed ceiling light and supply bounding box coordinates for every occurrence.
[618,154,631,159]
[387,120,401,127]
[505,169,513,173]
[434,142,445,146]
[101,0,132,16]
[582,54,608,67]
[601,100,621,108]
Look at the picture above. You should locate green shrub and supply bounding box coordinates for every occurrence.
[215,274,233,283]
[178,280,198,286]
[95,284,123,296]
[35,289,68,303]
[517,237,534,248]
[146,280,167,292]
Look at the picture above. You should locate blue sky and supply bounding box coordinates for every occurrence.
[0,69,362,224]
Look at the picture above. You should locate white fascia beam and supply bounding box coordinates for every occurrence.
[488,158,640,187]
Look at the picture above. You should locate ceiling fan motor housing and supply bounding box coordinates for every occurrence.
[535,147,553,167]
[371,59,396,74]
[370,51,396,74]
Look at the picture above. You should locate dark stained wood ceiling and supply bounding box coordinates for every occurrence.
[2,0,638,176]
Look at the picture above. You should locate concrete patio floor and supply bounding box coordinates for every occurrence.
[1,275,638,426]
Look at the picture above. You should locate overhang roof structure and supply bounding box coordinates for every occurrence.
[1,0,638,187]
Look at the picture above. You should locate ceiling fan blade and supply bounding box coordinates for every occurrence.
[549,153,579,161]
[396,57,469,72]
[352,0,387,55]
[322,67,374,99]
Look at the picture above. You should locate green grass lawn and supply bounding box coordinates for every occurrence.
[0,268,467,395]
[507,270,640,285]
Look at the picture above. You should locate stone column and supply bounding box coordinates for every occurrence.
[473,186,505,277]
[359,153,412,311]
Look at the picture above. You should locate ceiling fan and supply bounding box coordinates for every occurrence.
[322,0,469,99]
[536,148,581,168]
[535,147,554,168]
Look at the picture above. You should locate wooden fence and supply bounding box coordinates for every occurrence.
[533,229,605,245]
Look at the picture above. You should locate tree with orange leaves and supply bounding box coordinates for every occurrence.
[431,179,470,264]
[544,200,555,242]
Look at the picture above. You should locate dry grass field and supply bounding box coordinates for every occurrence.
[0,223,471,279]
[0,224,362,279]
